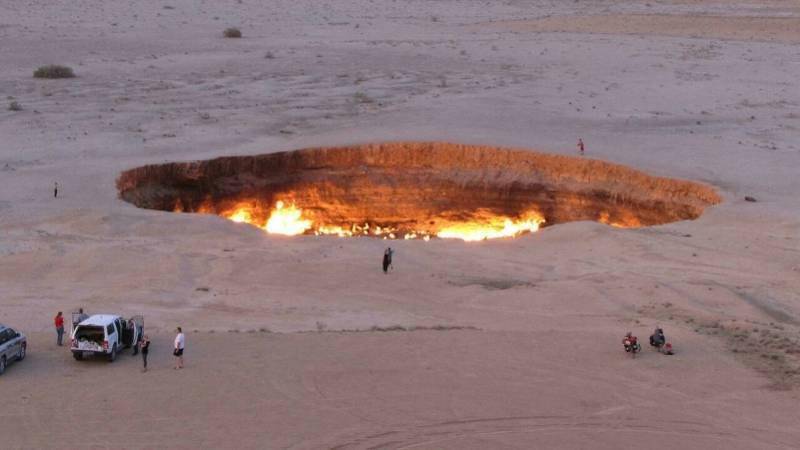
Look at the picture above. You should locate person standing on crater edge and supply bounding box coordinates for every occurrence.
[54,181,59,198]
[577,138,585,156]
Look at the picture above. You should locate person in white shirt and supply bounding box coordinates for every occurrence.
[174,327,185,369]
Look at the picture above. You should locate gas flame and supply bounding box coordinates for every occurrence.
[263,201,312,235]
[598,212,641,228]
[436,213,544,241]
[218,200,544,241]
[227,208,254,224]
[315,225,353,237]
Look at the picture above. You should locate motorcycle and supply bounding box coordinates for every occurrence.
[623,338,641,358]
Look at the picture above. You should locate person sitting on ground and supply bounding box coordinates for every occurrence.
[662,342,674,355]
[622,331,638,350]
[649,327,666,349]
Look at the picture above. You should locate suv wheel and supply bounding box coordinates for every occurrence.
[108,345,117,363]
[0,356,6,375]
[73,352,83,361]
[18,344,26,361]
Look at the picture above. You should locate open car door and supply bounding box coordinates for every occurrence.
[130,315,144,346]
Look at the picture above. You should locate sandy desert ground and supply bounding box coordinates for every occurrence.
[1,0,799,448]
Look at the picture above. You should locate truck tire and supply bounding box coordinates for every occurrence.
[108,345,117,363]
[73,352,83,361]
[18,343,26,361]
[0,356,6,375]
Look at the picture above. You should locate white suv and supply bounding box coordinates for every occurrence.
[71,314,143,362]
[0,324,27,375]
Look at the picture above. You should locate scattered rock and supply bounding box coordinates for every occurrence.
[744,196,757,202]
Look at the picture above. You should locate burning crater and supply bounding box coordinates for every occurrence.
[116,142,720,241]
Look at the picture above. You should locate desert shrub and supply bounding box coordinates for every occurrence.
[353,92,374,104]
[8,101,22,111]
[223,27,242,38]
[33,65,75,79]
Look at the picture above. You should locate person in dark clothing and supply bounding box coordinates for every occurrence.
[649,327,666,349]
[140,335,150,372]
[54,182,58,198]
[382,247,394,273]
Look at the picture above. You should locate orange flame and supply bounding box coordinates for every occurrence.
[264,201,312,235]
[436,213,544,241]
[220,200,544,241]
[228,208,254,224]
[598,212,641,228]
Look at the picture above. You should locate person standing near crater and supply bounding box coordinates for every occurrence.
[577,138,585,156]
[382,247,394,273]
[54,181,59,198]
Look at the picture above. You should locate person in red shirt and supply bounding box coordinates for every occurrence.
[622,331,639,353]
[54,311,65,346]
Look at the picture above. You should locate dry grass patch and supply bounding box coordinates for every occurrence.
[223,28,242,38]
[640,301,800,390]
[33,65,75,79]
[353,92,374,104]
